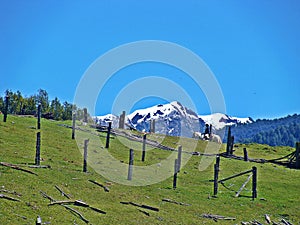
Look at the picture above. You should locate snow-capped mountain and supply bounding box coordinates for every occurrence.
[94,114,119,128]
[126,101,200,137]
[93,101,253,137]
[199,113,254,130]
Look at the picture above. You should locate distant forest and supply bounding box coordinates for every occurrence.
[230,114,300,147]
[0,89,86,120]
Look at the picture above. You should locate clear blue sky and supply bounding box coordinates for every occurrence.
[1,0,299,119]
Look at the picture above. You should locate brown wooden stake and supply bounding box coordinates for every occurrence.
[35,132,41,166]
[242,148,248,161]
[37,104,41,129]
[252,166,257,200]
[173,159,178,189]
[72,112,76,139]
[119,111,125,129]
[83,108,88,123]
[83,139,89,172]
[150,119,155,133]
[105,122,112,148]
[141,134,146,162]
[127,149,134,180]
[213,156,220,196]
[226,127,231,156]
[177,145,182,172]
[230,136,234,154]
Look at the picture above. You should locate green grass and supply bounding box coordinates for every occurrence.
[0,115,299,224]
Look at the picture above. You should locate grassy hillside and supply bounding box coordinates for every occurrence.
[0,115,299,224]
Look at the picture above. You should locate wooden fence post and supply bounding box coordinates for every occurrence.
[177,145,182,172]
[173,159,178,189]
[105,122,112,148]
[226,127,232,156]
[141,134,147,162]
[3,95,9,122]
[295,142,300,169]
[127,149,134,180]
[213,155,220,196]
[243,148,248,161]
[119,111,125,129]
[230,136,234,154]
[72,112,76,139]
[150,119,155,133]
[83,139,89,172]
[37,104,41,129]
[35,132,41,166]
[252,166,257,200]
[83,108,88,124]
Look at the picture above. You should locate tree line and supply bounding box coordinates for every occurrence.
[231,114,300,147]
[0,89,86,121]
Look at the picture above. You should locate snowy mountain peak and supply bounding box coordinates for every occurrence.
[199,113,253,130]
[93,101,253,138]
[126,101,199,136]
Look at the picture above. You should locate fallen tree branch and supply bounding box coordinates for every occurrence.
[201,213,236,221]
[137,209,150,216]
[282,218,293,225]
[63,205,89,224]
[40,191,56,202]
[0,188,22,197]
[55,185,71,199]
[0,162,38,176]
[88,180,110,192]
[162,198,191,206]
[120,201,159,212]
[0,194,21,202]
[49,199,106,214]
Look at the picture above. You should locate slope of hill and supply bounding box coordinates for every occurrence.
[1,114,300,224]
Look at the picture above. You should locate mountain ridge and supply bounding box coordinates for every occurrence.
[94,101,253,137]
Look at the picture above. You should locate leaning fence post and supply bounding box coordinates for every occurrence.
[213,155,220,196]
[119,111,125,129]
[150,119,155,133]
[141,134,147,162]
[252,166,257,200]
[127,149,134,180]
[37,104,41,129]
[83,139,89,172]
[35,132,41,166]
[243,148,248,161]
[230,136,234,154]
[177,145,182,172]
[173,159,179,189]
[105,122,112,148]
[3,95,9,122]
[226,127,232,155]
[83,108,88,124]
[72,112,76,139]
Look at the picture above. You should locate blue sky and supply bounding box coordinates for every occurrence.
[1,0,299,119]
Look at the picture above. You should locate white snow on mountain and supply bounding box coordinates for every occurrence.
[94,114,119,127]
[93,101,253,137]
[199,113,253,130]
[126,101,200,137]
